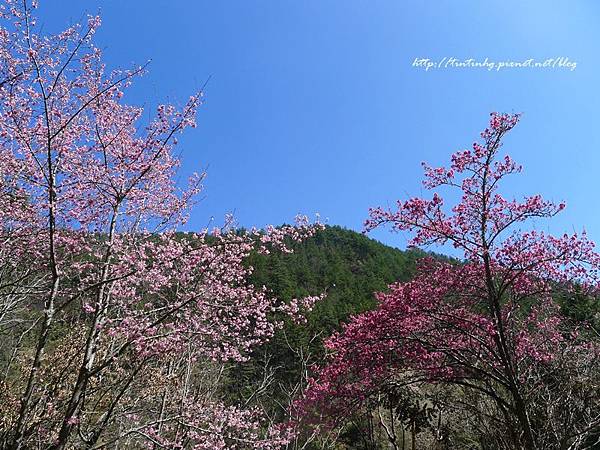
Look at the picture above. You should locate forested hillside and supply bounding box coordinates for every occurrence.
[250,225,428,323]
[226,226,442,448]
[230,225,600,450]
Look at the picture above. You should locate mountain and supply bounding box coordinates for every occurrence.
[249,224,431,325]
[226,225,437,426]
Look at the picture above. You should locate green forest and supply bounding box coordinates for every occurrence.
[230,225,443,448]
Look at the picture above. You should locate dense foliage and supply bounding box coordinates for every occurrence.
[226,226,430,430]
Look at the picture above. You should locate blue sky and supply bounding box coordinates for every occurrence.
[37,1,600,250]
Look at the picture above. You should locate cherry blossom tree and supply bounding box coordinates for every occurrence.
[298,113,600,450]
[0,1,322,448]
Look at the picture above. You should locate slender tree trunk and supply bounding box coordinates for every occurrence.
[50,209,119,450]
[11,149,60,450]
[11,277,59,449]
[480,148,537,450]
[511,387,537,450]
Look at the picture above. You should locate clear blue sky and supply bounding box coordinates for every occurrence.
[37,1,600,249]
